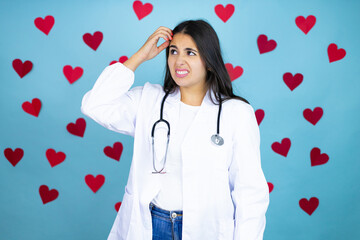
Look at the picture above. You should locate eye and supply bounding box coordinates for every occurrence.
[187,51,196,56]
[170,49,178,55]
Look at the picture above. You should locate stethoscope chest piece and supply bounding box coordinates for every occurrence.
[211,134,224,146]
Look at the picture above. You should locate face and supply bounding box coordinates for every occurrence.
[167,33,207,92]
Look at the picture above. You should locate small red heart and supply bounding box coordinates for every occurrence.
[257,34,277,54]
[39,185,59,204]
[104,142,123,161]
[299,197,319,215]
[133,1,153,20]
[63,65,83,84]
[295,15,316,34]
[4,148,24,167]
[271,138,291,157]
[283,72,303,91]
[327,43,346,63]
[267,182,274,193]
[225,63,243,81]
[255,109,264,126]
[303,107,323,125]
[12,59,33,78]
[214,4,235,23]
[22,98,41,117]
[34,15,55,35]
[85,174,105,193]
[83,31,103,51]
[115,202,122,212]
[66,118,86,137]
[46,149,66,167]
[110,56,129,65]
[310,147,329,166]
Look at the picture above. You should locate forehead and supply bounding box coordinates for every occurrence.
[170,33,198,49]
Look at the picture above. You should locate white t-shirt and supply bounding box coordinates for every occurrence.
[151,101,200,211]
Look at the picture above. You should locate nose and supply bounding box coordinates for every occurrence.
[175,53,186,66]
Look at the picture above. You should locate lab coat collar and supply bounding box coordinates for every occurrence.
[166,86,219,107]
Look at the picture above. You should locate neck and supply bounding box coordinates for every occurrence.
[180,86,208,106]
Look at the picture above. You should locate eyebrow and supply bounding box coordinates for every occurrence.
[169,45,198,52]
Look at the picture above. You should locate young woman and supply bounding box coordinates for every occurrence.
[81,20,269,240]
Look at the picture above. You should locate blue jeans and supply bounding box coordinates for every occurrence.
[149,202,183,240]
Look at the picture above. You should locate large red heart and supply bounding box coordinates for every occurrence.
[115,202,122,212]
[255,109,264,126]
[215,4,235,23]
[133,1,153,20]
[22,98,41,117]
[328,43,346,63]
[225,63,243,81]
[110,56,129,65]
[295,15,316,34]
[299,197,319,215]
[283,72,303,91]
[104,142,123,161]
[4,148,24,167]
[63,65,83,84]
[46,149,66,167]
[34,15,55,35]
[83,31,103,51]
[12,59,33,78]
[271,138,291,157]
[257,34,277,54]
[303,107,323,125]
[267,182,274,193]
[85,174,105,193]
[66,118,86,137]
[310,147,329,166]
[39,185,59,204]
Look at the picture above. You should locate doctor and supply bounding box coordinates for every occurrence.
[81,20,269,240]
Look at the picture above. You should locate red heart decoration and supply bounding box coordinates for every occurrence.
[34,15,55,35]
[303,107,323,125]
[310,147,329,166]
[22,98,41,117]
[115,202,122,212]
[299,197,319,215]
[104,142,123,161]
[133,1,153,20]
[215,4,235,23]
[83,31,103,51]
[267,182,274,193]
[295,15,316,34]
[283,72,303,91]
[271,138,291,157]
[46,148,66,167]
[12,59,33,78]
[4,148,24,167]
[63,65,83,84]
[225,63,243,81]
[66,118,86,137]
[39,185,59,204]
[327,43,346,63]
[255,109,264,126]
[110,56,129,65]
[85,174,105,193]
[257,34,277,54]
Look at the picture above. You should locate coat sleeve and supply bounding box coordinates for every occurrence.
[81,62,143,137]
[228,103,270,240]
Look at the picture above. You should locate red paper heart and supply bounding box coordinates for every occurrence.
[4,148,24,167]
[255,109,264,126]
[267,182,274,193]
[66,118,86,137]
[303,107,323,125]
[83,31,103,51]
[295,15,316,34]
[115,202,122,212]
[271,138,291,157]
[283,72,303,91]
[46,148,66,167]
[215,4,235,23]
[34,15,55,35]
[85,174,105,193]
[225,63,243,81]
[133,1,153,20]
[39,185,59,204]
[257,34,277,54]
[110,56,129,65]
[328,43,346,63]
[63,65,83,84]
[104,142,123,161]
[299,197,319,215]
[310,147,329,166]
[12,59,33,78]
[22,98,41,117]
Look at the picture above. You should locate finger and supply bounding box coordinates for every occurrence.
[154,28,173,39]
[157,40,170,52]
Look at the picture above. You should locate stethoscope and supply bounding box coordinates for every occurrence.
[151,91,224,174]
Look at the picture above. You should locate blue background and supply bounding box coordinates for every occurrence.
[1,0,359,239]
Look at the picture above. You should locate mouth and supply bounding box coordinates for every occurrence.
[175,69,189,78]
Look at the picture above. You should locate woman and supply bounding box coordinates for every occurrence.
[81,20,269,240]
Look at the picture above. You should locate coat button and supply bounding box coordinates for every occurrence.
[171,212,177,218]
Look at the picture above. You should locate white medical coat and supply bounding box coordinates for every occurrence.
[81,62,269,240]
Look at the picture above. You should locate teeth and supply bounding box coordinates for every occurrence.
[176,71,188,74]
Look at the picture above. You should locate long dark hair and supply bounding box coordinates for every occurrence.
[163,19,249,105]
